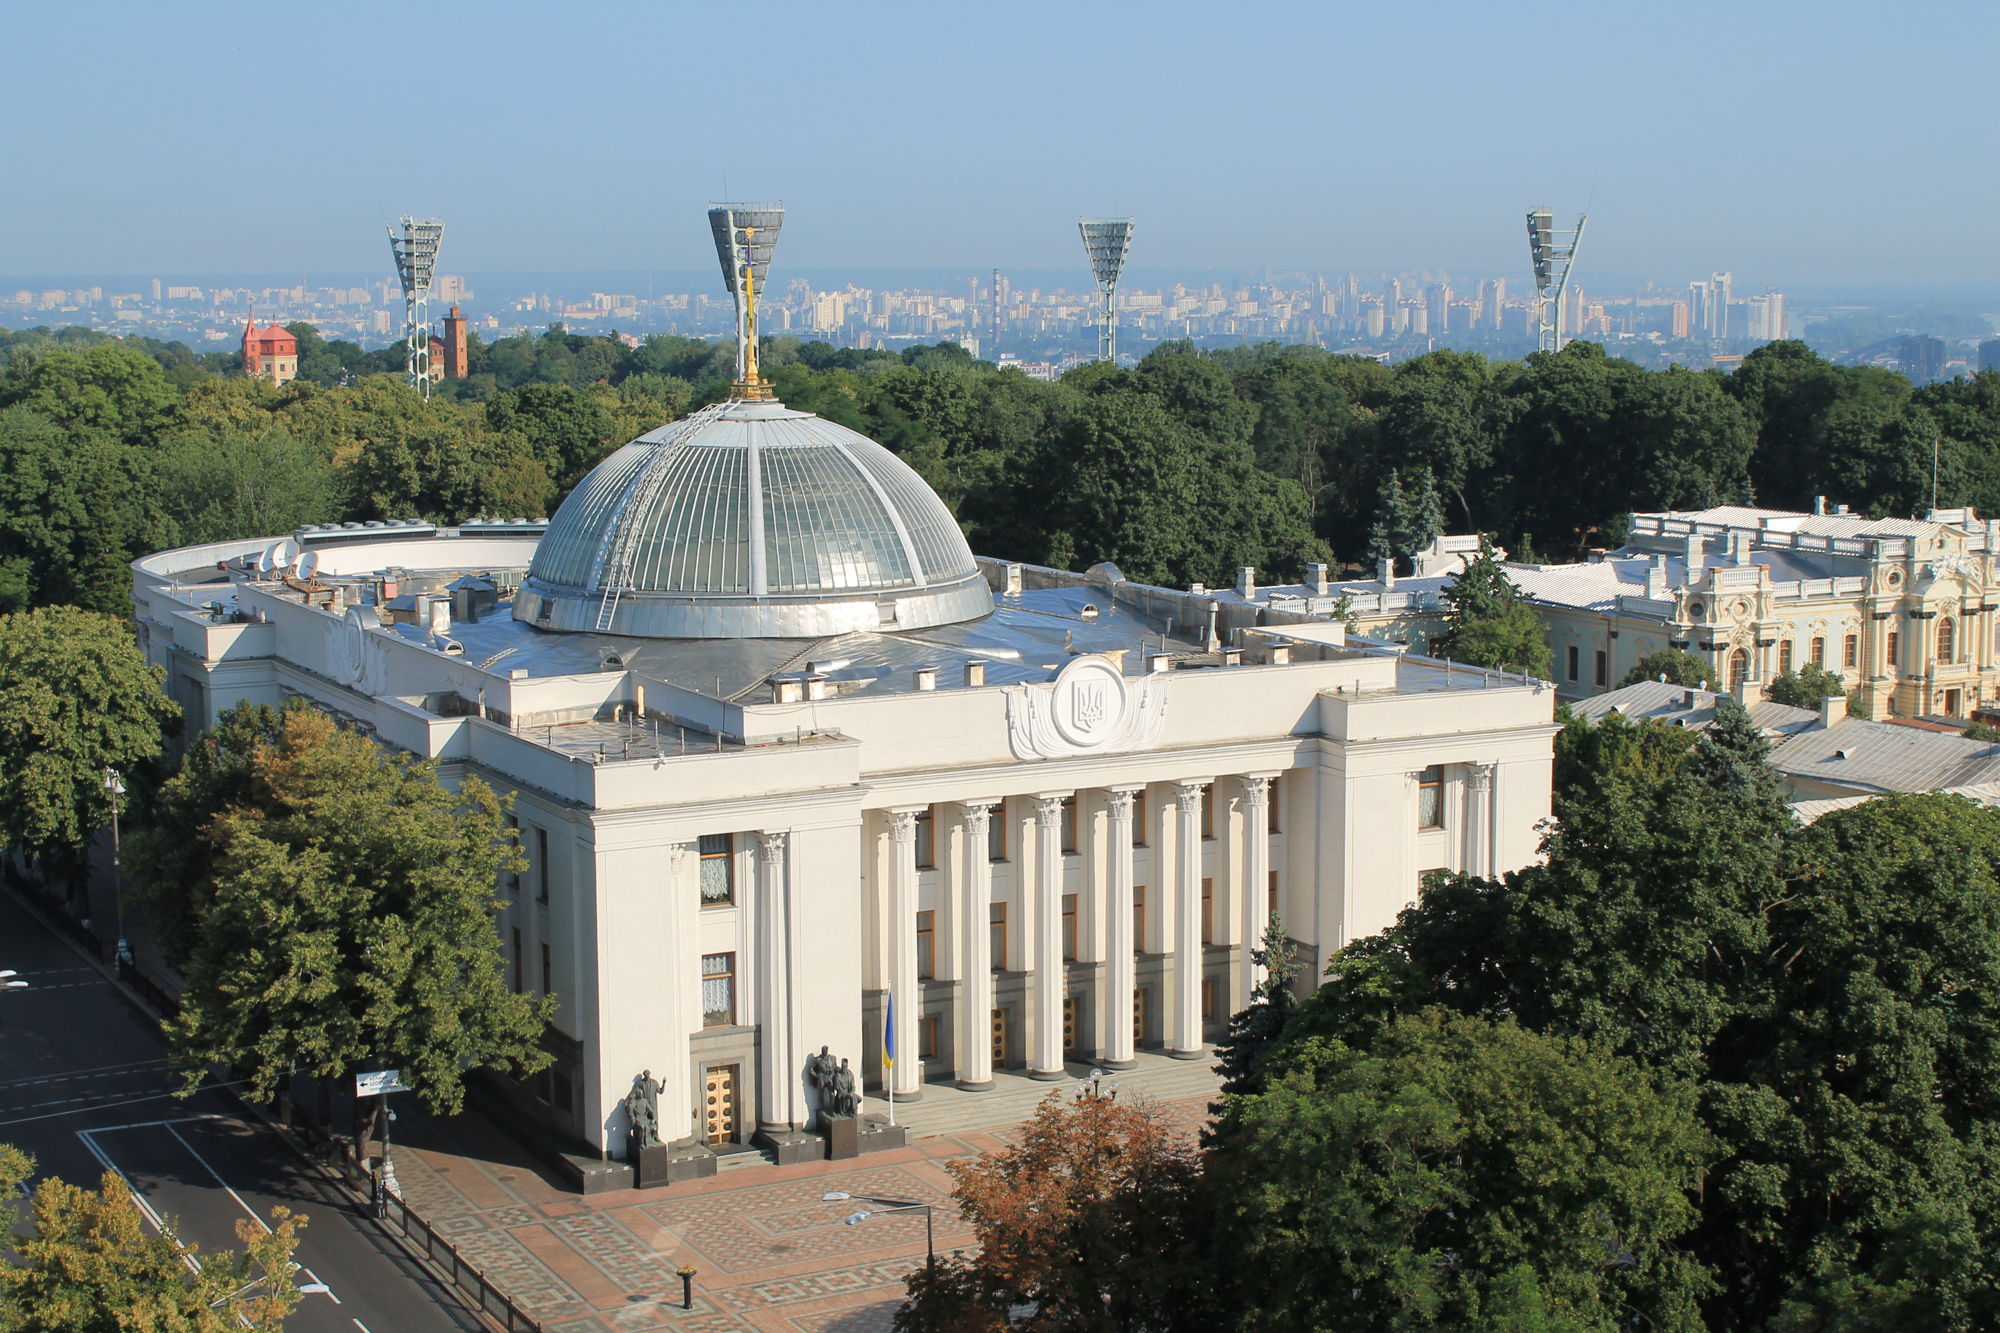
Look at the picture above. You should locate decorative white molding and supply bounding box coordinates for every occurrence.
[1005,654,1169,761]
[1173,780,1207,815]
[960,800,995,835]
[888,809,919,844]
[1240,774,1271,809]
[1033,793,1067,827]
[1104,787,1136,820]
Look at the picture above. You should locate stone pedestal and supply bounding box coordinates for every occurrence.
[635,1144,674,1189]
[754,1127,821,1166]
[857,1116,909,1155]
[822,1114,860,1160]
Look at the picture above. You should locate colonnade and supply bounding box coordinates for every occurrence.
[879,772,1282,1096]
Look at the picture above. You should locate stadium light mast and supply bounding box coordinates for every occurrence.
[1078,218,1135,363]
[386,217,445,397]
[1525,208,1587,354]
[708,202,785,399]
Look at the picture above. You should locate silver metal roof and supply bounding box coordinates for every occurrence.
[517,398,992,639]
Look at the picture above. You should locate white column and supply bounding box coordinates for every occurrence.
[955,800,997,1089]
[1467,763,1497,878]
[886,807,924,1100]
[1102,787,1139,1068]
[1238,775,1274,1012]
[1169,780,1208,1057]
[754,830,797,1133]
[1029,792,1070,1080]
[664,840,697,1144]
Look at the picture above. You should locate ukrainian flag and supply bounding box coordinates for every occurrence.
[884,986,896,1068]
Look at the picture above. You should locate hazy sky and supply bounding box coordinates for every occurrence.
[5,0,1994,286]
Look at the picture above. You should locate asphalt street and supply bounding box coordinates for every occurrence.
[0,889,485,1333]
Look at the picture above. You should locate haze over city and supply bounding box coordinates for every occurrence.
[5,0,1997,288]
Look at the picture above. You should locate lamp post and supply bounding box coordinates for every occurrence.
[821,1191,935,1274]
[103,769,131,970]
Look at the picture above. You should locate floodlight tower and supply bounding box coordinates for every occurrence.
[1078,218,1135,363]
[386,217,446,397]
[1525,208,1587,353]
[708,202,785,398]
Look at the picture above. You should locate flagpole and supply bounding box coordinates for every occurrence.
[885,981,896,1127]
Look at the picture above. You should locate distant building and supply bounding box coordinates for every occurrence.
[241,316,298,385]
[1980,339,2000,374]
[442,304,469,379]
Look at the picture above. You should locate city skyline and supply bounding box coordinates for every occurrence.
[4,0,1997,284]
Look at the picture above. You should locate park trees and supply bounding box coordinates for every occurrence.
[1429,538,1551,677]
[1764,662,1847,710]
[134,703,551,1113]
[0,1145,306,1332]
[1620,647,1718,690]
[893,1093,1214,1333]
[0,608,178,867]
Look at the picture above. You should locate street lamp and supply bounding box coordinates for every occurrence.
[208,1267,330,1306]
[821,1191,935,1274]
[103,769,131,968]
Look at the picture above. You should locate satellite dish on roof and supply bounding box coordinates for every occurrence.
[257,543,282,575]
[297,550,320,581]
[273,538,300,569]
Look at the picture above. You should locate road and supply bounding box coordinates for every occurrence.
[0,889,485,1333]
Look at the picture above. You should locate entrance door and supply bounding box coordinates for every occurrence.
[991,1008,1009,1067]
[1133,989,1148,1048]
[1946,688,1964,717]
[702,1065,738,1146]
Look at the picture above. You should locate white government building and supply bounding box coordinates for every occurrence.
[128,210,1557,1178]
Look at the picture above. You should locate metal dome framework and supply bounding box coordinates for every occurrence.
[515,398,993,639]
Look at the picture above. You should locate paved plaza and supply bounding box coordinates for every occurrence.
[390,1056,1221,1333]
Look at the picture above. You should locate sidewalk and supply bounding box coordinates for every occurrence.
[390,1061,1221,1333]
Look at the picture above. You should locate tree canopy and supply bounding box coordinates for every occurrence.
[1430,538,1552,677]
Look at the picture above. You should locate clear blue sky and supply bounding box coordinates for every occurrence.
[4,0,1993,286]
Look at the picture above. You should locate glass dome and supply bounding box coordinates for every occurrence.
[514,398,993,638]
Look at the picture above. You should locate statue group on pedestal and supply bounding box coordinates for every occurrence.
[625,1069,664,1156]
[808,1045,860,1122]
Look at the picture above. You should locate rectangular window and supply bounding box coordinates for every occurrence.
[987,803,1007,862]
[1888,630,1901,672]
[1268,869,1279,921]
[1778,640,1794,674]
[511,927,524,993]
[535,826,550,904]
[1201,788,1214,840]
[540,942,552,996]
[1267,775,1281,834]
[1566,645,1579,681]
[1132,790,1148,846]
[1418,766,1445,830]
[918,1014,941,1061]
[1811,636,1826,667]
[1062,893,1078,961]
[914,806,936,869]
[698,833,733,906]
[1201,877,1214,944]
[1133,885,1147,953]
[990,902,1008,971]
[1844,634,1859,669]
[916,910,936,980]
[1061,795,1078,854]
[1202,976,1217,1022]
[505,815,521,893]
[701,953,736,1027]
[1594,649,1607,687]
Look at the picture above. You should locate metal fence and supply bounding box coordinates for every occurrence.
[379,1191,545,1333]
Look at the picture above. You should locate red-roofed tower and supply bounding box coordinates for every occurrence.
[242,314,299,385]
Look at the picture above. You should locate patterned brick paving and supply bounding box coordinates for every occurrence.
[389,1083,1216,1333]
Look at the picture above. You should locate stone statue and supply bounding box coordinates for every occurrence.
[807,1045,839,1109]
[830,1058,860,1118]
[625,1069,664,1155]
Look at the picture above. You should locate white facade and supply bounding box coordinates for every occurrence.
[133,529,1555,1165]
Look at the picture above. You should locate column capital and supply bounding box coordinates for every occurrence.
[1104,788,1136,819]
[887,808,920,843]
[1239,774,1272,808]
[1033,792,1069,826]
[1173,779,1209,814]
[1467,762,1496,792]
[959,798,998,832]
[757,829,788,858]
[668,839,695,869]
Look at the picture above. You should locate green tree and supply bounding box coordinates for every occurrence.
[1,342,180,442]
[0,1145,306,1331]
[1764,661,1845,709]
[485,382,621,490]
[1430,537,1552,677]
[894,1093,1214,1333]
[0,608,179,862]
[1211,1012,1713,1333]
[1364,469,1444,573]
[153,424,339,545]
[1211,915,1301,1100]
[143,705,552,1112]
[1620,647,1718,690]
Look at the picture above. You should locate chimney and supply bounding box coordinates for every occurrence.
[1378,557,1396,590]
[804,674,830,701]
[1306,561,1330,595]
[1148,653,1173,673]
[1813,494,1827,516]
[427,596,451,635]
[1268,644,1292,665]
[1236,566,1257,599]
[964,660,986,687]
[1003,563,1023,596]
[914,667,937,691]
[1684,533,1705,578]
[1222,647,1244,666]
[1646,555,1669,600]
[1818,695,1845,730]
[774,676,804,704]
[1729,531,1753,564]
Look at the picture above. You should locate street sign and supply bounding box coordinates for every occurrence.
[355,1070,409,1097]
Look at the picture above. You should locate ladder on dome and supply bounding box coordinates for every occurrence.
[592,398,737,633]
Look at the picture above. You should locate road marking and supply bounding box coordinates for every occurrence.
[353,1321,374,1332]
[301,1266,341,1303]
[74,1125,194,1272]
[166,1122,273,1235]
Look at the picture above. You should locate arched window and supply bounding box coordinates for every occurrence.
[1728,648,1749,691]
[1939,617,1956,665]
